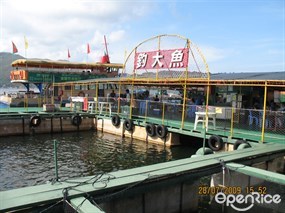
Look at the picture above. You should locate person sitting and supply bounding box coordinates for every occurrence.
[144,90,150,100]
[187,98,196,118]
[131,94,138,114]
[139,90,150,115]
[110,90,116,98]
[269,100,276,111]
[154,95,159,102]
[195,96,203,105]
[108,90,117,107]
[278,103,285,111]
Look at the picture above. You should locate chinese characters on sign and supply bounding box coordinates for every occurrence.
[135,48,189,70]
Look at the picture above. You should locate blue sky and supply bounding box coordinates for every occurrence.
[0,0,284,73]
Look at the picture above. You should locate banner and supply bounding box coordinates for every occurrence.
[135,48,189,70]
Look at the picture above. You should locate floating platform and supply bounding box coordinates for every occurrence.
[0,107,284,148]
[1,142,284,212]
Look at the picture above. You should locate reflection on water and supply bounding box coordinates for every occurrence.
[0,131,196,191]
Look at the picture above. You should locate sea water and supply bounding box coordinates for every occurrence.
[0,131,196,191]
[0,131,284,212]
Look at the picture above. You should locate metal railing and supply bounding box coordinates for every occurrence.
[1,95,284,143]
[98,98,284,143]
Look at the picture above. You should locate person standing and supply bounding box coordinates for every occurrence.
[126,89,131,102]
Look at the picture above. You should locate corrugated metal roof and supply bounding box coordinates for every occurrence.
[211,72,285,80]
[54,71,285,85]
[11,59,123,69]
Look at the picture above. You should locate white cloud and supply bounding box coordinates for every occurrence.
[0,0,153,62]
[109,30,126,42]
[199,45,228,62]
[0,0,282,74]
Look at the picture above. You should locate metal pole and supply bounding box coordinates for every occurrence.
[162,102,165,125]
[261,82,268,143]
[230,107,234,137]
[181,84,187,129]
[96,82,99,113]
[104,35,109,57]
[118,82,122,114]
[129,83,134,119]
[53,139,59,181]
[202,128,206,154]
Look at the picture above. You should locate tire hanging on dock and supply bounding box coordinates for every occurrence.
[208,135,224,151]
[233,140,251,150]
[156,125,168,139]
[145,123,156,137]
[71,115,82,127]
[111,114,121,127]
[123,119,134,131]
[195,147,214,155]
[30,115,41,127]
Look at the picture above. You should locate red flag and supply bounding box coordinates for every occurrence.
[68,49,71,58]
[12,41,18,53]
[87,43,90,54]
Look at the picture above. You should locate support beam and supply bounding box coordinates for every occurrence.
[226,163,285,186]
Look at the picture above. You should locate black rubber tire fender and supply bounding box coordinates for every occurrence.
[156,125,168,139]
[111,114,120,127]
[71,115,82,126]
[208,135,224,151]
[123,119,134,131]
[30,115,41,127]
[145,123,156,137]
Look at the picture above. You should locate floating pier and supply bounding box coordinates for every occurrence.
[0,109,96,136]
[1,142,284,212]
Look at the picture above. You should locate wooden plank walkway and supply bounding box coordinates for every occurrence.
[1,143,284,212]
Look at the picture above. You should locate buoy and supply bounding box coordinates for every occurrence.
[196,147,214,155]
[234,140,251,150]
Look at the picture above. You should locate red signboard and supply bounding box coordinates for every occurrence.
[134,48,189,70]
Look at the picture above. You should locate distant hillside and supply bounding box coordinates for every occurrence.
[0,52,24,87]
